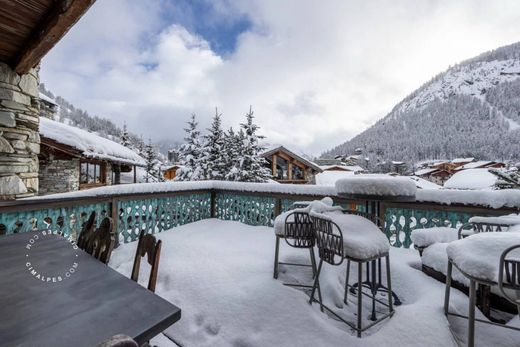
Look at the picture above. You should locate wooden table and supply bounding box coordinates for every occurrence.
[0,231,181,347]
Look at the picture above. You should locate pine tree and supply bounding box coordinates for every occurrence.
[201,108,227,180]
[120,122,130,148]
[223,127,244,181]
[176,114,204,181]
[144,138,161,183]
[236,106,271,182]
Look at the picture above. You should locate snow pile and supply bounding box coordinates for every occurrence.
[410,227,459,248]
[310,212,390,259]
[444,169,497,190]
[416,188,520,209]
[469,214,520,226]
[109,219,520,346]
[409,176,441,190]
[335,176,417,198]
[39,117,145,166]
[447,232,520,282]
[422,243,470,286]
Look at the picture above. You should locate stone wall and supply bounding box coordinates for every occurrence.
[38,158,80,195]
[0,62,40,199]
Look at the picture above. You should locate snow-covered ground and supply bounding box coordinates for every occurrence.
[110,219,519,347]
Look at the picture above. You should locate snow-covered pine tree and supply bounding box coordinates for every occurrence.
[144,138,162,183]
[176,114,204,181]
[223,127,244,181]
[237,106,271,182]
[201,108,227,180]
[120,122,131,148]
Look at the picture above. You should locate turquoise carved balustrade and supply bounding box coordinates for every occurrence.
[0,202,109,238]
[118,193,211,243]
[383,206,473,248]
[215,193,276,226]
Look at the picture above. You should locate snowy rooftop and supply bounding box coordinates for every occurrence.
[455,160,494,170]
[40,117,146,166]
[109,219,520,346]
[444,168,497,190]
[38,92,58,106]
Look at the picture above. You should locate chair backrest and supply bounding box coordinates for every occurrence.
[131,230,162,292]
[342,209,383,230]
[77,211,96,250]
[284,211,315,248]
[498,244,520,309]
[94,334,138,347]
[85,217,115,265]
[458,221,515,239]
[310,213,344,266]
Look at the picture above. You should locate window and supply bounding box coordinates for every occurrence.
[80,161,106,187]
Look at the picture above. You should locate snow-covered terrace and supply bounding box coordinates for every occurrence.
[111,219,519,346]
[1,181,520,346]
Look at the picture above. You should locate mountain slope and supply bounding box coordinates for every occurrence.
[323,42,520,168]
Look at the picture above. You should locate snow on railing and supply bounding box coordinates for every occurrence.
[0,181,519,247]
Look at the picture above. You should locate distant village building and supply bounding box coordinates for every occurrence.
[415,158,505,186]
[38,118,145,195]
[39,92,58,120]
[163,164,183,181]
[261,145,322,184]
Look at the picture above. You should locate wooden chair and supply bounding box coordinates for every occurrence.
[77,211,96,250]
[85,217,115,265]
[131,230,162,292]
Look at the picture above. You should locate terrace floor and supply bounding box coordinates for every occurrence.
[109,219,520,347]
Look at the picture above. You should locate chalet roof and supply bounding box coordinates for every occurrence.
[451,157,475,164]
[261,145,322,173]
[0,0,95,74]
[319,165,364,172]
[455,160,496,170]
[415,168,438,176]
[39,92,58,106]
[40,117,145,166]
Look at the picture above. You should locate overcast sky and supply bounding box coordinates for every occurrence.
[40,0,520,156]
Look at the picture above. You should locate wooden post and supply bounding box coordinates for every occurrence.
[272,155,277,177]
[288,161,293,181]
[111,198,120,248]
[210,190,216,218]
[274,198,282,218]
[133,165,137,183]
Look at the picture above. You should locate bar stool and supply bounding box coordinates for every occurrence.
[444,233,520,347]
[309,210,394,337]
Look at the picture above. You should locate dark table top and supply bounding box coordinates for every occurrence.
[0,231,181,347]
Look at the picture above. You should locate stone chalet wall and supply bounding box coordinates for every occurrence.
[0,63,40,199]
[39,158,80,195]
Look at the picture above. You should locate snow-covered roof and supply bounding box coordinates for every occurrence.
[409,176,442,190]
[38,92,58,106]
[261,145,322,172]
[40,117,146,166]
[415,168,438,176]
[319,164,363,172]
[443,168,497,190]
[455,160,495,170]
[315,170,357,186]
[451,157,475,164]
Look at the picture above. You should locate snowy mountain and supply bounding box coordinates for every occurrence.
[323,41,520,168]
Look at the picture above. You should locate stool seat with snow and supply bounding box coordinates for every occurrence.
[308,210,394,337]
[444,232,520,347]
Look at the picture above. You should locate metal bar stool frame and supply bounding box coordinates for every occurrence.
[444,244,520,347]
[308,213,394,337]
[273,205,323,307]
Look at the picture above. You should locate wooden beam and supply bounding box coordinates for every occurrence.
[272,154,277,177]
[14,0,96,74]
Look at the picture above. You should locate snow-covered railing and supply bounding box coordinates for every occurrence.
[0,181,519,247]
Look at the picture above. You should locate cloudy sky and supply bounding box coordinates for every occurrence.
[41,0,520,156]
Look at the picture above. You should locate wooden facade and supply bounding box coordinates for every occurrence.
[261,146,322,184]
[163,165,181,181]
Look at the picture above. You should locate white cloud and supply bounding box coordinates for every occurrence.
[41,0,520,156]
